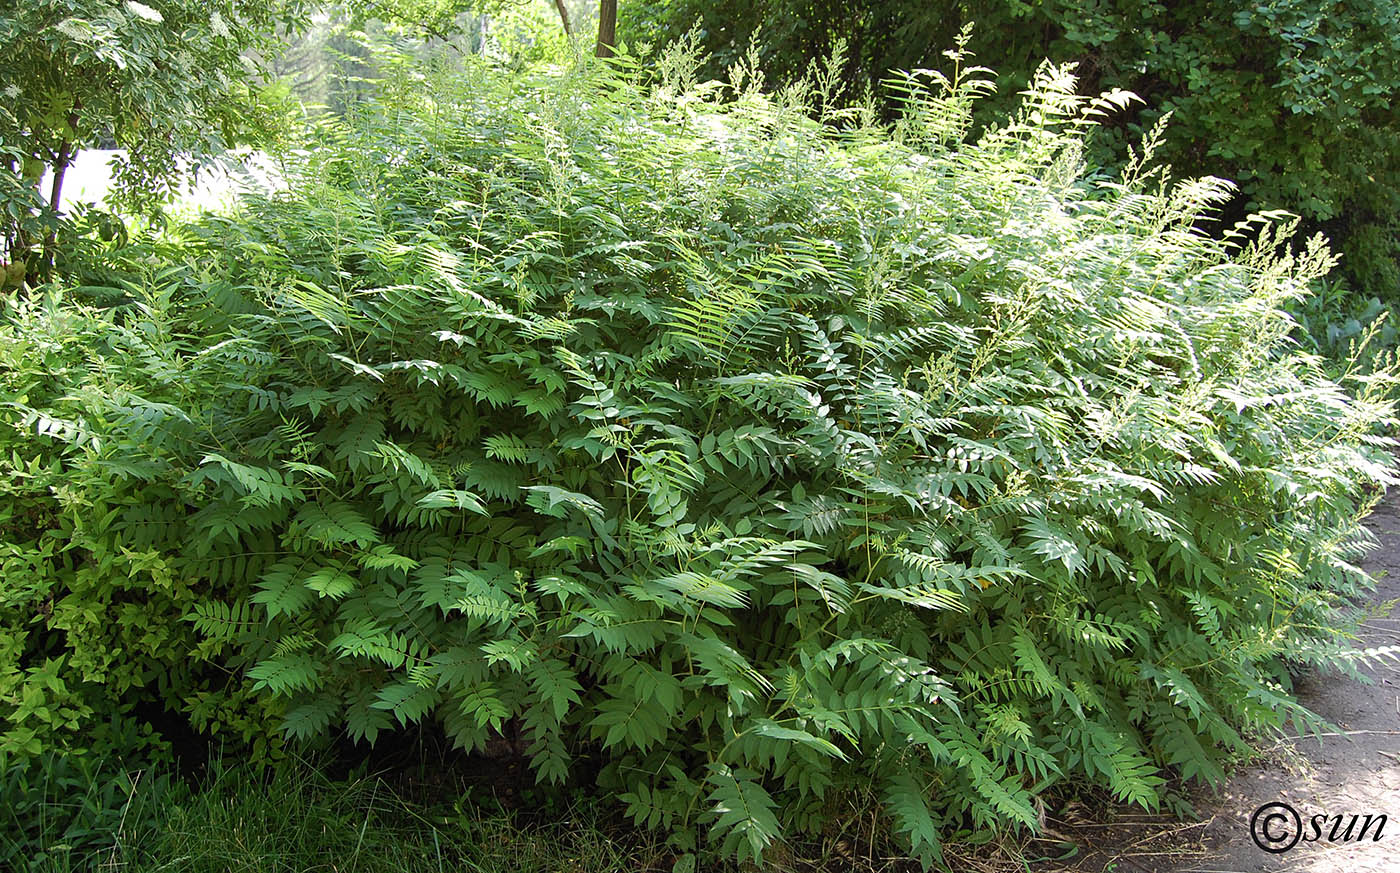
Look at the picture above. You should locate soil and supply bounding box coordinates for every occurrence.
[1028,493,1400,873]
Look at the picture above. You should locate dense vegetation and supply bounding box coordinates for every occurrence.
[3,36,1397,867]
[622,1,1400,305]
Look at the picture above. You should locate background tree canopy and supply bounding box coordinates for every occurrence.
[621,0,1400,301]
[0,0,308,280]
[0,0,528,280]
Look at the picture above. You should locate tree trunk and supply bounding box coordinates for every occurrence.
[41,140,71,279]
[48,143,70,216]
[553,0,573,36]
[595,0,617,58]
[41,104,80,279]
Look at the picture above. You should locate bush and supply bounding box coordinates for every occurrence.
[1288,275,1400,367]
[0,255,284,762]
[4,48,1398,866]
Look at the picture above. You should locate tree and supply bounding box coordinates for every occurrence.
[0,0,306,280]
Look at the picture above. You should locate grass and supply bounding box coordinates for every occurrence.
[5,750,1196,873]
[8,745,1215,873]
[4,753,676,873]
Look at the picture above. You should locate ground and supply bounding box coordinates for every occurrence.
[1026,493,1400,873]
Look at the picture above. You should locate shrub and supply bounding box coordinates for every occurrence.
[0,280,285,763]
[1288,275,1400,367]
[4,47,1397,866]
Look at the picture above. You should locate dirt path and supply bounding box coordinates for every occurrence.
[1030,493,1400,873]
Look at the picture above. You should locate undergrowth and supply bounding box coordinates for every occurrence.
[1288,275,1400,368]
[3,38,1399,868]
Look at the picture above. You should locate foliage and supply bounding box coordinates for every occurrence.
[0,0,308,283]
[270,15,490,118]
[485,0,581,68]
[621,1,1400,304]
[258,1,587,125]
[4,45,1399,867]
[0,275,286,762]
[267,1,578,116]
